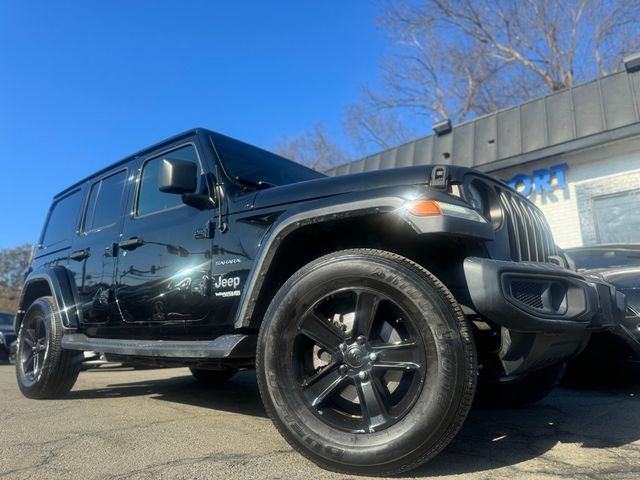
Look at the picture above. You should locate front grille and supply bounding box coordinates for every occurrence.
[496,187,558,262]
[510,280,545,309]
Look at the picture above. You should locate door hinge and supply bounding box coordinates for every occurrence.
[195,220,215,240]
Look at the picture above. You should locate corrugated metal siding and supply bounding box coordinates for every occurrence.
[573,80,605,137]
[326,69,640,176]
[497,107,521,159]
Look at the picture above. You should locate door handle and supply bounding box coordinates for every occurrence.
[118,237,144,251]
[69,249,90,261]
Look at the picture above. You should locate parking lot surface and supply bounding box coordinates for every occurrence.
[0,364,639,479]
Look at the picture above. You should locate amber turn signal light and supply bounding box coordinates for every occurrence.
[405,200,442,216]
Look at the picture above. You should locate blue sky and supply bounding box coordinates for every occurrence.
[0,1,386,248]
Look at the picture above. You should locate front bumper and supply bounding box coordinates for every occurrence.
[464,257,625,333]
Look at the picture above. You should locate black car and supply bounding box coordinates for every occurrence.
[565,244,640,373]
[13,128,625,475]
[9,340,16,364]
[0,311,17,363]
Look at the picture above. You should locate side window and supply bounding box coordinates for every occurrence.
[82,170,127,233]
[41,189,83,248]
[136,144,201,217]
[593,190,640,243]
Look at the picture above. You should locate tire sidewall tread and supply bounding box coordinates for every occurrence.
[256,248,477,476]
[16,296,81,399]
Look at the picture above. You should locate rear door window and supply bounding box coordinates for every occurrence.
[41,189,83,248]
[82,170,127,233]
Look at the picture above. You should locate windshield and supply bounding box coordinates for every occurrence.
[567,246,640,271]
[211,133,325,188]
[0,312,14,327]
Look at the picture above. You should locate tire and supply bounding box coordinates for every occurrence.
[256,249,477,476]
[475,362,565,408]
[15,296,82,399]
[189,367,238,384]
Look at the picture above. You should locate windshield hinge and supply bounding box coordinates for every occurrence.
[430,166,449,189]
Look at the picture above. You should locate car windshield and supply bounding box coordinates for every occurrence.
[567,246,640,271]
[0,313,14,326]
[212,133,325,188]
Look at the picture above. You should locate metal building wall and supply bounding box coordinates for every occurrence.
[326,69,640,176]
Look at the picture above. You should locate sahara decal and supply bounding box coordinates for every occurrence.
[215,258,242,266]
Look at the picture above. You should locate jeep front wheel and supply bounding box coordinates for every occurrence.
[256,249,477,476]
[16,296,81,399]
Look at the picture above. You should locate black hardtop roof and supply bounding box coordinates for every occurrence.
[54,127,216,199]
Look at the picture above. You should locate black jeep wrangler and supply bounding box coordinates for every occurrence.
[15,129,624,475]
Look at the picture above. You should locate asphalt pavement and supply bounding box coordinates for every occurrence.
[0,364,639,480]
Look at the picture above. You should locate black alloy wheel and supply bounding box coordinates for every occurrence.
[19,312,49,387]
[294,287,427,434]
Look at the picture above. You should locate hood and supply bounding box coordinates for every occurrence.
[588,266,640,290]
[251,165,441,210]
[586,266,640,313]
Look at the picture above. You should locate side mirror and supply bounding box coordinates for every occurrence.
[158,158,197,194]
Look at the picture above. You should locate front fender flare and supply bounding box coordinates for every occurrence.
[234,194,493,329]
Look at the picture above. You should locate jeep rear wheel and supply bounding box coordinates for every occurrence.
[256,249,477,476]
[16,297,81,399]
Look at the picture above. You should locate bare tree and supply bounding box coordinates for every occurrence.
[0,243,34,312]
[275,123,350,171]
[344,103,417,154]
[350,0,640,150]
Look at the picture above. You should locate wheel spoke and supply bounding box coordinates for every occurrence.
[23,335,34,348]
[299,310,344,353]
[303,366,348,407]
[37,320,46,342]
[357,377,390,432]
[37,350,45,372]
[371,341,422,371]
[33,350,39,375]
[23,352,34,373]
[353,291,379,339]
[25,327,37,345]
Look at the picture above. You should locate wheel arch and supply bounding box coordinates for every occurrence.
[16,267,80,333]
[236,205,489,331]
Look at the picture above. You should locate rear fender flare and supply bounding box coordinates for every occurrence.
[16,266,80,332]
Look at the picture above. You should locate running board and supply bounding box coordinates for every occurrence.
[61,333,256,359]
